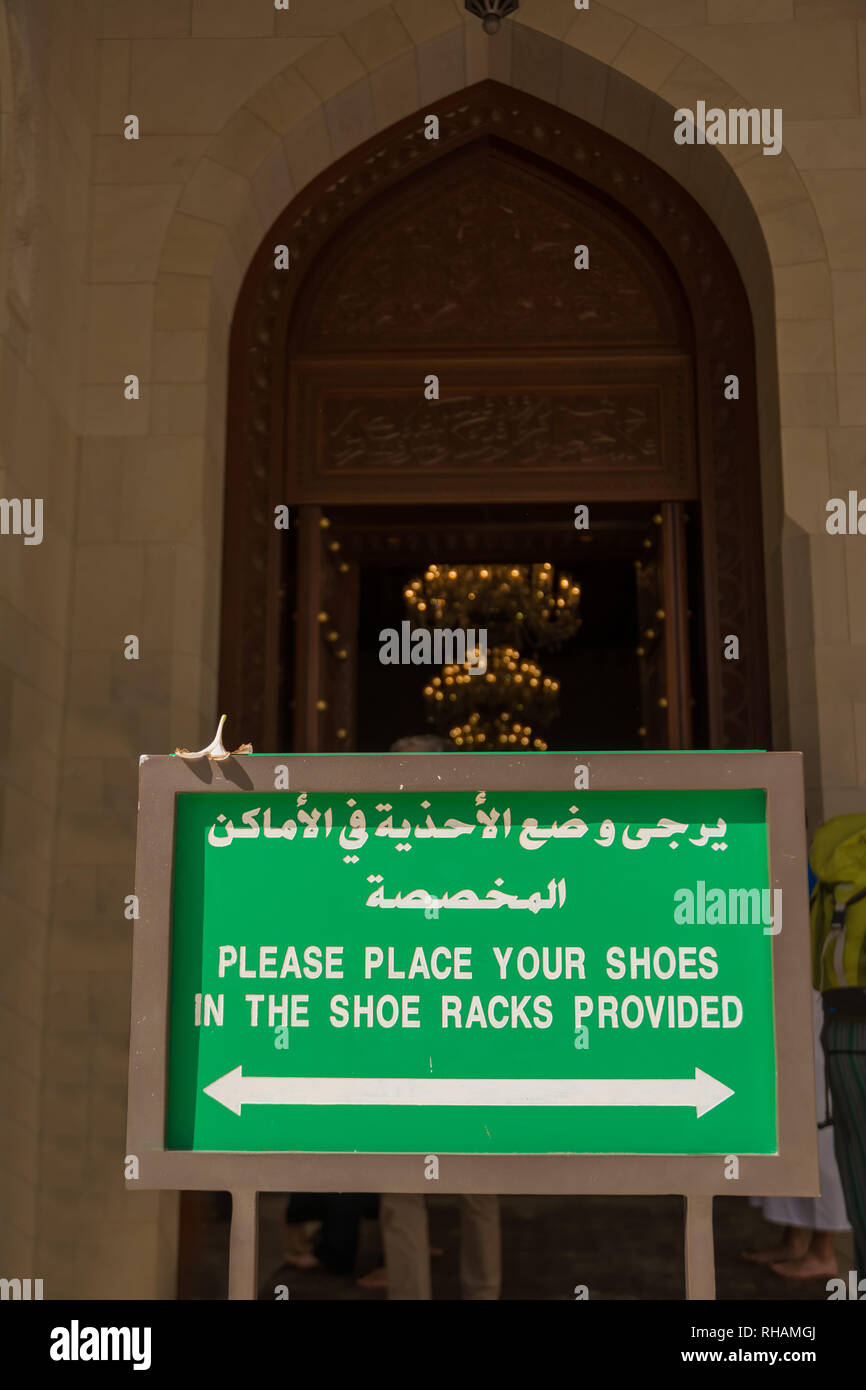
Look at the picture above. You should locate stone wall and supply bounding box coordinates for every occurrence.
[0,0,863,1298]
[0,0,101,1288]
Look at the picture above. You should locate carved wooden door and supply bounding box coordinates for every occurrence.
[221,84,770,753]
[293,505,358,751]
[634,502,692,749]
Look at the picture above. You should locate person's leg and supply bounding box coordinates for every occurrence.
[742,1224,810,1264]
[769,1227,839,1280]
[824,1018,866,1278]
[458,1195,501,1300]
[380,1194,432,1300]
[283,1193,324,1265]
[313,1195,369,1275]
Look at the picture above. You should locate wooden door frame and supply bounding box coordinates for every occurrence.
[220,81,770,752]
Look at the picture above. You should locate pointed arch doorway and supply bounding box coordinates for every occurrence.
[188,82,775,1298]
[221,82,769,758]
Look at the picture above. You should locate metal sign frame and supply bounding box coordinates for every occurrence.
[126,751,818,1298]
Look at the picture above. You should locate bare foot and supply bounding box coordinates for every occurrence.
[770,1252,838,1281]
[742,1244,803,1265]
[356,1265,387,1290]
[282,1252,323,1271]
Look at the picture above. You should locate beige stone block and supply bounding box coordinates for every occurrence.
[773,261,833,319]
[0,1194,35,1266]
[129,38,320,134]
[815,643,866,702]
[514,0,579,40]
[98,41,130,135]
[250,143,295,233]
[688,141,744,227]
[93,134,210,185]
[178,158,251,228]
[324,78,376,160]
[817,700,857,786]
[510,26,564,102]
[563,5,634,63]
[0,953,43,1024]
[486,19,513,85]
[69,545,145,650]
[612,28,683,92]
[295,37,367,102]
[370,52,421,130]
[0,837,52,929]
[247,67,321,135]
[854,701,866,785]
[760,200,826,266]
[558,42,609,129]
[276,0,389,35]
[209,245,242,327]
[283,106,334,194]
[781,426,830,530]
[837,375,866,426]
[802,170,866,269]
[736,152,807,214]
[668,22,860,120]
[778,320,835,373]
[606,0,707,21]
[602,70,656,156]
[810,533,851,644]
[393,0,462,44]
[785,119,866,171]
[150,384,208,435]
[209,109,279,181]
[795,1,864,16]
[116,439,204,542]
[465,14,490,86]
[169,546,208,656]
[104,0,192,38]
[159,213,226,276]
[830,271,866,375]
[6,680,61,779]
[1,1117,39,1186]
[779,373,838,425]
[345,7,414,71]
[416,26,465,105]
[85,285,155,383]
[89,185,178,282]
[154,272,212,330]
[83,385,151,436]
[225,196,267,275]
[658,58,756,168]
[191,0,275,37]
[707,0,792,19]
[827,425,866,491]
[152,330,208,383]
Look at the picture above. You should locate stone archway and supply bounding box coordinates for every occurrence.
[219,81,770,753]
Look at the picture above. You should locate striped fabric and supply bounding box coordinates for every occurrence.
[822,1016,866,1278]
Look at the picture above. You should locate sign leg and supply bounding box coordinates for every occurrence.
[684,1195,715,1300]
[228,1190,259,1300]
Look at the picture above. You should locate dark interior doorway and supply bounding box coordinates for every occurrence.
[281,501,706,754]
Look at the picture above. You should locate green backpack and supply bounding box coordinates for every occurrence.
[810,813,866,991]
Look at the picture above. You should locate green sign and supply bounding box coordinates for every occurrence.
[166,786,776,1156]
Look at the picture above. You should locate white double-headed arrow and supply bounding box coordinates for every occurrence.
[203,1066,733,1119]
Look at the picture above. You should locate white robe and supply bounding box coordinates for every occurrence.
[751,989,850,1231]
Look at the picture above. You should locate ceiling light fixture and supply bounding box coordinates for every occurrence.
[464,0,520,37]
